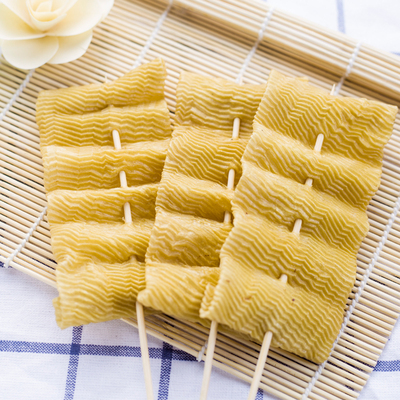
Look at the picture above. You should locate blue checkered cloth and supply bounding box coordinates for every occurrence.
[1,261,400,400]
[1,1,400,399]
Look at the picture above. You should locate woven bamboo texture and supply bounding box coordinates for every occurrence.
[1,0,400,399]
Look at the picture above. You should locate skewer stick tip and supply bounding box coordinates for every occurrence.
[313,133,325,152]
[232,118,241,139]
[124,202,132,223]
[292,219,302,235]
[224,210,232,224]
[112,129,122,150]
[279,274,288,284]
[305,178,313,186]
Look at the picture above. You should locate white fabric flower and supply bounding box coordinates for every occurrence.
[0,0,114,69]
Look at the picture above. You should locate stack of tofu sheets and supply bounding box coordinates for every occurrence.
[37,59,397,374]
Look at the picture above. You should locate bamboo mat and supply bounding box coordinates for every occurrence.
[1,0,400,399]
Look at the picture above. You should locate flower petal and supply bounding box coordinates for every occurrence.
[2,36,59,69]
[0,4,44,40]
[2,0,33,26]
[48,29,92,64]
[52,0,79,14]
[99,0,114,22]
[47,0,103,37]
[28,9,68,32]
[36,1,53,13]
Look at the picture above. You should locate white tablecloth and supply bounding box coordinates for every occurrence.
[1,0,400,399]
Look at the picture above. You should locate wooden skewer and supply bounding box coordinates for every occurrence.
[200,319,218,400]
[200,114,242,400]
[112,129,153,400]
[247,84,336,400]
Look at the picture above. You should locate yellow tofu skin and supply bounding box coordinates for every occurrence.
[37,59,172,329]
[200,70,398,363]
[138,72,266,323]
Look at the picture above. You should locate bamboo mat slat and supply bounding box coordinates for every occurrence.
[1,1,400,399]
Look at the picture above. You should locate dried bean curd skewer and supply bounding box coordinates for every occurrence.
[247,84,336,400]
[112,129,154,400]
[37,61,170,400]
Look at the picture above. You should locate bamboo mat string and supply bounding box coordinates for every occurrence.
[2,100,48,268]
[302,193,400,399]
[197,341,208,362]
[0,69,34,121]
[236,6,274,84]
[334,42,362,95]
[132,0,174,69]
[3,206,47,268]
